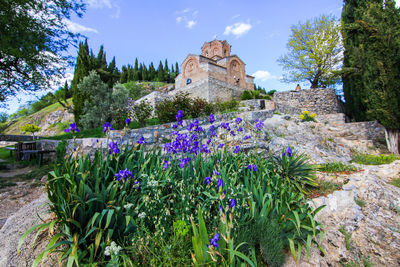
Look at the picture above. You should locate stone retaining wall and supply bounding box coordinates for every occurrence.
[273,88,344,115]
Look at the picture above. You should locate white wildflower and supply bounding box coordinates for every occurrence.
[138,212,146,219]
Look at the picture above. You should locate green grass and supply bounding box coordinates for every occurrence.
[389,178,400,188]
[339,225,352,251]
[354,198,366,207]
[316,162,358,173]
[352,153,400,165]
[308,180,342,198]
[3,99,73,135]
[43,127,105,140]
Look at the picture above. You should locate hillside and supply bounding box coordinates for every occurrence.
[3,100,74,137]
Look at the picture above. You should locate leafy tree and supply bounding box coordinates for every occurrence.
[127,100,153,127]
[55,81,73,112]
[342,0,400,154]
[278,15,343,88]
[0,112,8,123]
[79,71,113,129]
[71,42,119,124]
[111,83,129,128]
[21,124,40,137]
[0,0,85,104]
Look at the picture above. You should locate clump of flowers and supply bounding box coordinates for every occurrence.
[104,241,122,256]
[64,122,80,133]
[115,169,133,181]
[299,110,316,122]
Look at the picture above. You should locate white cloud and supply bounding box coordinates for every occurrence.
[175,8,198,30]
[86,0,120,19]
[224,22,252,38]
[252,70,278,81]
[396,0,400,7]
[65,20,98,34]
[86,0,112,8]
[111,4,120,19]
[186,20,196,29]
[231,14,240,20]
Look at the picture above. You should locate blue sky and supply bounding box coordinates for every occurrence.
[3,0,345,114]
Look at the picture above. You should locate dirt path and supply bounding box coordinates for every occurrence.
[0,163,46,228]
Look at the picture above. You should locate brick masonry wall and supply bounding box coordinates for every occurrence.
[273,88,344,115]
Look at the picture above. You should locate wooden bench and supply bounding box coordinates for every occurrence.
[20,149,56,166]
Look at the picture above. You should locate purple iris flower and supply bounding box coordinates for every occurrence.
[218,143,225,149]
[235,117,242,124]
[244,135,251,140]
[254,120,264,131]
[115,168,133,181]
[219,204,223,212]
[213,170,221,176]
[210,233,220,248]
[230,199,236,210]
[163,160,169,169]
[179,157,191,168]
[137,136,145,144]
[172,124,178,129]
[283,146,293,157]
[108,141,120,154]
[176,110,183,121]
[247,164,257,171]
[207,138,213,145]
[230,130,236,136]
[64,122,80,133]
[210,125,216,132]
[204,176,211,185]
[209,114,215,124]
[125,118,131,126]
[133,181,140,189]
[217,178,223,192]
[234,146,241,154]
[104,122,114,133]
[237,127,243,132]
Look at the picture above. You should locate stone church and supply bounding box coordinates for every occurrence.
[173,40,254,102]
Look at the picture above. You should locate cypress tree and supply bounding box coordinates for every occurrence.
[342,0,400,153]
[164,59,170,82]
[157,60,164,82]
[120,66,128,83]
[175,62,180,77]
[72,40,91,125]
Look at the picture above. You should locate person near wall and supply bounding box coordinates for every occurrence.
[295,84,301,91]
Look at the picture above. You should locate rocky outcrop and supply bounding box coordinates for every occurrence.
[0,193,59,267]
[285,161,400,266]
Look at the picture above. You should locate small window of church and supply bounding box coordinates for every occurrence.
[224,49,226,56]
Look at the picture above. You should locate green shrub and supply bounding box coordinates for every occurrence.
[237,219,285,267]
[214,99,239,113]
[352,153,400,165]
[272,147,317,193]
[111,83,130,129]
[317,162,358,173]
[128,99,153,127]
[241,90,253,100]
[20,124,40,136]
[156,93,193,123]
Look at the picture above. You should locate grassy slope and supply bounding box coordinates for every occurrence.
[3,99,73,136]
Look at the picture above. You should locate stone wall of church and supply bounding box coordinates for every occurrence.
[170,77,247,103]
[273,88,344,115]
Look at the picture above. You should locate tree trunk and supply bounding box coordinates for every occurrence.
[384,128,399,154]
